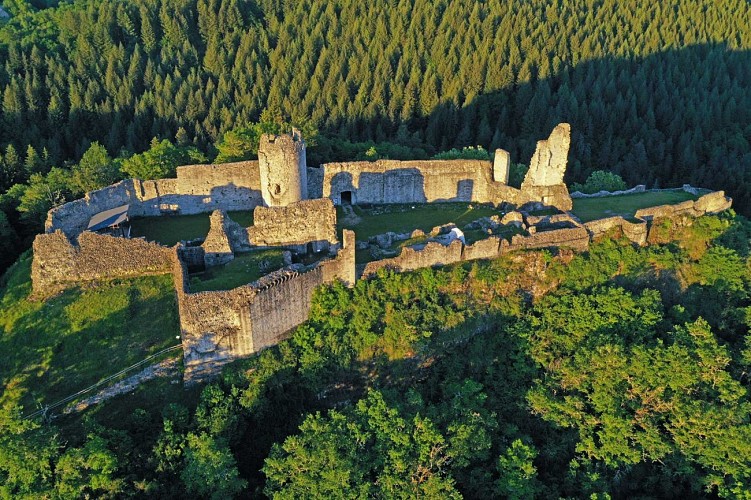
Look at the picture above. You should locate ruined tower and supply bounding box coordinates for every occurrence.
[258,129,308,207]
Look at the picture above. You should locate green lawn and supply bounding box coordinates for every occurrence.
[130,210,254,246]
[337,203,502,240]
[572,191,700,223]
[0,252,180,414]
[189,249,286,292]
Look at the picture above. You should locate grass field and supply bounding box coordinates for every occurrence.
[0,252,180,414]
[189,249,286,292]
[337,203,502,240]
[571,190,700,222]
[130,210,255,246]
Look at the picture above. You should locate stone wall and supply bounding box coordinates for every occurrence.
[634,191,732,220]
[45,161,263,238]
[201,211,236,266]
[178,230,356,382]
[319,124,574,211]
[247,198,337,250]
[518,123,573,210]
[584,217,648,246]
[462,236,503,261]
[32,231,173,297]
[321,159,499,205]
[45,180,138,237]
[362,239,464,278]
[507,227,591,252]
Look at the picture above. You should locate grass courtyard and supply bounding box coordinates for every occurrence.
[130,210,255,246]
[337,202,502,241]
[189,249,287,292]
[0,252,180,415]
[571,190,702,222]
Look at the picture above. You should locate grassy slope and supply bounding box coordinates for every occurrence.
[572,190,699,222]
[130,210,254,246]
[0,252,180,413]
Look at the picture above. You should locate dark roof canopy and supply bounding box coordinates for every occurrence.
[87,204,129,232]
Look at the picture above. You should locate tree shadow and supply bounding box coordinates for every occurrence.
[326,43,751,213]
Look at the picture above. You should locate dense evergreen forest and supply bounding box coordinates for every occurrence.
[3,1,751,497]
[4,212,751,497]
[1,0,751,270]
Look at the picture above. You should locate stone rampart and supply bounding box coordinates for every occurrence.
[247,198,337,250]
[634,191,732,221]
[693,190,732,214]
[32,231,173,297]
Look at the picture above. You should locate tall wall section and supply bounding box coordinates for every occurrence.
[177,230,356,383]
[320,159,511,205]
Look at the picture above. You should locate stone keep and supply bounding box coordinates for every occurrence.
[258,130,307,207]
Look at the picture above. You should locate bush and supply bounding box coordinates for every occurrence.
[571,170,627,194]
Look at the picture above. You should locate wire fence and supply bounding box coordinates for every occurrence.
[24,344,183,420]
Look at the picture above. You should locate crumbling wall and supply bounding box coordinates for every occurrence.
[506,227,590,252]
[131,178,181,216]
[248,198,337,249]
[584,217,648,246]
[45,161,263,238]
[462,236,503,261]
[248,268,323,352]
[320,230,356,286]
[634,191,732,221]
[692,191,732,214]
[362,240,464,278]
[320,124,573,211]
[168,161,263,213]
[518,123,573,210]
[45,180,138,237]
[32,231,173,297]
[172,250,256,382]
[201,211,235,266]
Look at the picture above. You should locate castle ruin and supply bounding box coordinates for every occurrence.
[30,124,733,382]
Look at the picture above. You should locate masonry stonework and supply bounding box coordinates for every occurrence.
[247,198,337,250]
[177,229,356,382]
[258,131,307,207]
[32,231,173,297]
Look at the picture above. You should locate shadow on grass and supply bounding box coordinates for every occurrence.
[0,255,180,414]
